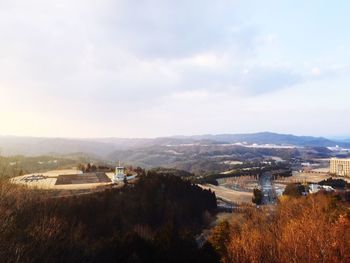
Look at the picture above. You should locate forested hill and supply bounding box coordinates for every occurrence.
[0,173,218,262]
[184,132,345,147]
[0,132,348,157]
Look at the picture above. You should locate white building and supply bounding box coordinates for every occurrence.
[113,166,126,182]
[309,184,334,194]
[330,158,350,177]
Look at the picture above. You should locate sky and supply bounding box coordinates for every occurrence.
[0,0,350,138]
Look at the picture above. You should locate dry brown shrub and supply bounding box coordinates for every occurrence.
[222,194,350,263]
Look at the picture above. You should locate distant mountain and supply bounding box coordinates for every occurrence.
[185,132,346,147]
[0,132,348,158]
[0,136,115,157]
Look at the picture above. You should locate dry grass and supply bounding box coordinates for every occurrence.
[276,172,350,184]
[200,184,253,204]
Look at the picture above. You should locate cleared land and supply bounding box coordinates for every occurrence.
[276,171,350,184]
[11,169,117,190]
[218,176,258,191]
[55,172,111,185]
[199,184,253,204]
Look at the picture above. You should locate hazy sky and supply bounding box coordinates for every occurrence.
[1,0,350,138]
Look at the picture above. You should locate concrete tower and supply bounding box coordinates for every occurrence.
[113,162,126,182]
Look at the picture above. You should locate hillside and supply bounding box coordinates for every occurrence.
[0,132,347,158]
[185,132,344,147]
[0,173,218,262]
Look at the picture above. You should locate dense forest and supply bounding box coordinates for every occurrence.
[0,173,218,263]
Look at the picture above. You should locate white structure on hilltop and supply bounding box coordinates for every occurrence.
[113,165,126,182]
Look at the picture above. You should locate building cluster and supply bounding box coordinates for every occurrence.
[330,158,350,177]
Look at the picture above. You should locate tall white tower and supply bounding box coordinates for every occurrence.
[113,162,126,182]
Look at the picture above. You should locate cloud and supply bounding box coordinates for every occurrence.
[0,0,261,106]
[0,0,350,137]
[101,0,256,58]
[0,0,338,119]
[238,67,303,95]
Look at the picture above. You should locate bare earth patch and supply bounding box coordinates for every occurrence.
[199,184,252,204]
[11,170,117,190]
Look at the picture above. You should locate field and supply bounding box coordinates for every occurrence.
[200,184,253,204]
[11,169,117,190]
[55,172,111,185]
[276,171,350,184]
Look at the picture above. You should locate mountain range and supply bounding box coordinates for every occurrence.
[0,132,348,158]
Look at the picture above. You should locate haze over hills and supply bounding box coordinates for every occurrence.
[0,132,348,158]
[174,132,345,147]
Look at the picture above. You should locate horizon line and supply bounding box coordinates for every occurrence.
[0,131,348,141]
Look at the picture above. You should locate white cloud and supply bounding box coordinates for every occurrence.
[311,67,321,76]
[0,0,349,137]
[0,0,303,107]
